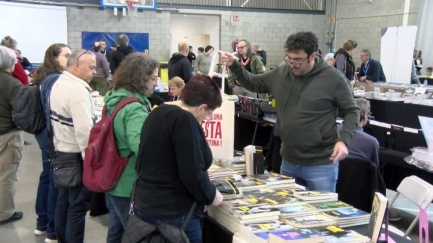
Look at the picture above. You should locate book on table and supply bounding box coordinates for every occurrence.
[247,173,296,185]
[232,204,281,220]
[323,208,370,227]
[293,191,338,202]
[268,228,324,243]
[279,205,319,218]
[368,192,388,243]
[238,220,294,243]
[320,225,370,243]
[311,201,353,212]
[283,214,336,228]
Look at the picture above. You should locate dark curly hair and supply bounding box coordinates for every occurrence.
[32,43,70,84]
[112,53,159,97]
[180,74,222,110]
[284,31,318,56]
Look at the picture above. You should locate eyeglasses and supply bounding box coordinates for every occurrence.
[284,54,309,67]
[76,50,90,62]
[237,46,246,50]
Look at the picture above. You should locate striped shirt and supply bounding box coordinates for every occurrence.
[49,71,96,157]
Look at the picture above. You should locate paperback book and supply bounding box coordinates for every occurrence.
[269,228,324,243]
[284,214,336,228]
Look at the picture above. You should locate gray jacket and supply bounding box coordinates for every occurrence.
[93,51,110,78]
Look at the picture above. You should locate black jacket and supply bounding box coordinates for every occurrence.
[256,50,267,66]
[0,70,22,135]
[336,157,386,212]
[110,46,133,74]
[334,48,355,81]
[359,59,386,82]
[168,54,193,83]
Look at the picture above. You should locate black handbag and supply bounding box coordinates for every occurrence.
[52,152,83,188]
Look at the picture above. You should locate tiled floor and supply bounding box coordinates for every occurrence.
[0,133,432,242]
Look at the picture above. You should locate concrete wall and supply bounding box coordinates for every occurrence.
[66,7,327,68]
[331,0,420,69]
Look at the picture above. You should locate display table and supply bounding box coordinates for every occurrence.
[202,214,412,243]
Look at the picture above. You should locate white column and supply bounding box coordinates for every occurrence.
[416,0,433,75]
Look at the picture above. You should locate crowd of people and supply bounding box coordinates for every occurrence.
[0,29,413,242]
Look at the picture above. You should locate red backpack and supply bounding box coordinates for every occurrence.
[83,97,145,193]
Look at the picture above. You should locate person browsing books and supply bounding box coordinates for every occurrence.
[133,74,224,243]
[220,31,360,192]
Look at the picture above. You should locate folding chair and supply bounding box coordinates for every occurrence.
[388,176,433,237]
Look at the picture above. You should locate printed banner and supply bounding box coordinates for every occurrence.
[81,31,149,54]
[200,101,235,160]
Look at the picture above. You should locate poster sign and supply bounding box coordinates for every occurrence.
[200,101,234,160]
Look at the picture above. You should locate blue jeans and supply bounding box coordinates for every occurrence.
[35,130,58,238]
[280,158,339,192]
[106,194,130,243]
[55,183,90,243]
[134,210,202,243]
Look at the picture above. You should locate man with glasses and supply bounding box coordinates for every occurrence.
[49,49,97,243]
[221,31,359,192]
[358,48,386,83]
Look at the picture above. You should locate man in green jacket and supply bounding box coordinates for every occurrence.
[228,39,267,99]
[221,32,359,192]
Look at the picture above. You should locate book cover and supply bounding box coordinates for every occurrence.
[284,214,335,228]
[324,230,370,243]
[232,205,280,219]
[324,208,370,219]
[293,191,338,201]
[243,220,293,232]
[247,173,295,185]
[279,205,319,217]
[269,228,324,242]
[311,201,353,212]
[368,192,388,243]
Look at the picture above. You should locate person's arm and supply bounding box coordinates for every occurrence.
[366,61,381,82]
[69,90,94,157]
[372,139,380,167]
[110,54,117,74]
[262,51,267,66]
[227,72,236,88]
[9,78,22,111]
[358,64,365,80]
[122,102,149,158]
[335,55,346,75]
[102,55,111,79]
[335,79,360,146]
[228,60,276,93]
[253,56,266,75]
[183,59,193,83]
[174,114,216,205]
[194,55,200,72]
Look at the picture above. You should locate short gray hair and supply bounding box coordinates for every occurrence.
[361,48,371,57]
[355,98,370,121]
[66,50,95,68]
[0,45,17,71]
[116,34,129,47]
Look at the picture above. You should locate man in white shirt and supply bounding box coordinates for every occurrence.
[50,49,96,243]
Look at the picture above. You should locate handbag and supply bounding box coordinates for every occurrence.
[122,149,197,243]
[51,152,83,188]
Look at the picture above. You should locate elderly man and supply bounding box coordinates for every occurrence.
[221,32,359,192]
[168,40,193,83]
[50,50,97,243]
[358,49,386,83]
[91,42,110,95]
[0,46,24,225]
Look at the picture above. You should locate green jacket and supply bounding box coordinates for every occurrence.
[228,53,266,88]
[103,88,151,197]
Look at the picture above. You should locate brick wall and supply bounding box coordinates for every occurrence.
[66,7,327,68]
[331,0,420,69]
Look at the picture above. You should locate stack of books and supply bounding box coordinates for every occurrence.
[321,226,370,243]
[293,191,339,204]
[220,157,247,175]
[310,201,353,212]
[283,214,336,228]
[269,228,325,243]
[247,173,297,189]
[279,205,319,218]
[238,220,294,243]
[323,208,370,228]
[208,164,239,181]
[243,188,306,208]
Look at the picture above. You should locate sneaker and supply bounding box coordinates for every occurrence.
[388,209,401,222]
[34,228,46,235]
[45,235,57,243]
[0,212,23,225]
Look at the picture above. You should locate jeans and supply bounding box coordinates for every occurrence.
[55,182,90,243]
[135,210,202,243]
[106,194,130,243]
[280,158,339,192]
[34,130,58,237]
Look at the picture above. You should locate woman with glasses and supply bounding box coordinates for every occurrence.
[103,53,158,242]
[228,39,266,99]
[131,74,224,243]
[31,43,71,243]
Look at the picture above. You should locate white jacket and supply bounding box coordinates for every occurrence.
[49,71,95,157]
